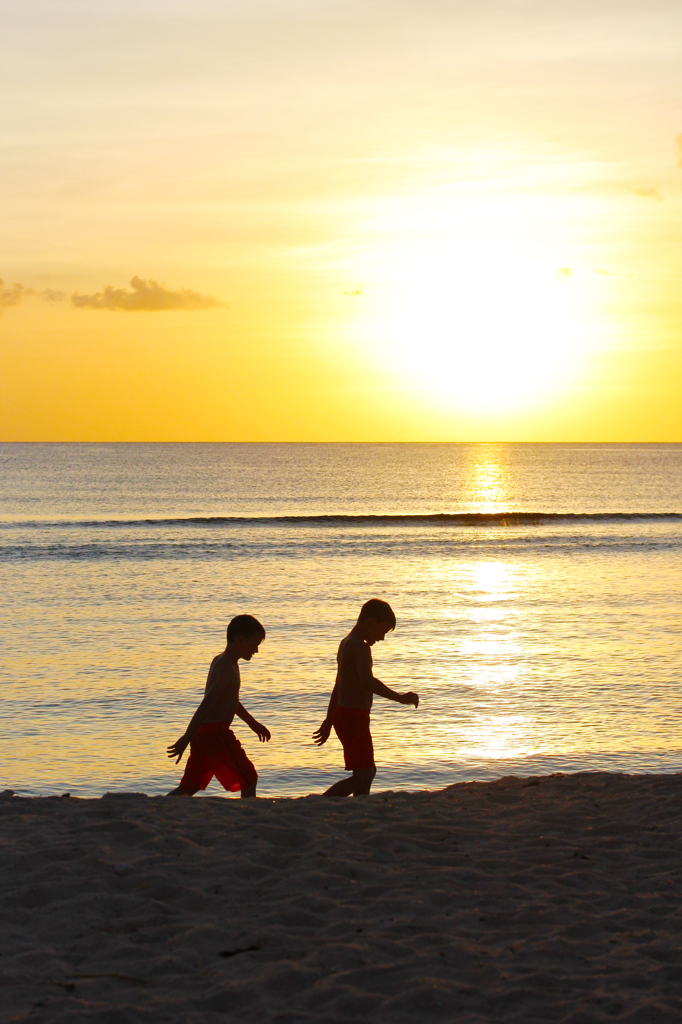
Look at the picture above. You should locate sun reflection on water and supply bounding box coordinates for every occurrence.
[463,445,512,514]
[470,560,513,597]
[459,713,531,760]
[455,559,534,758]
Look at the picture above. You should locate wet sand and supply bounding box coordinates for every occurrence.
[1,772,681,1023]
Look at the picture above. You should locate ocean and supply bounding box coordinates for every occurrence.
[1,442,681,798]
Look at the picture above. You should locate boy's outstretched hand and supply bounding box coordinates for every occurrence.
[167,735,189,763]
[402,691,419,708]
[313,719,332,746]
[251,721,271,743]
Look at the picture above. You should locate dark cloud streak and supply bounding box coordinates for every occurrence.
[0,280,29,314]
[72,276,224,312]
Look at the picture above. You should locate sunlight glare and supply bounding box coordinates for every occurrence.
[352,183,604,414]
[460,711,532,759]
[465,445,512,513]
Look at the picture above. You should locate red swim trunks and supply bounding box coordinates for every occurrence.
[333,706,375,771]
[180,723,257,793]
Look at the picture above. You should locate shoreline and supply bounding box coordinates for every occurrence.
[2,771,681,1022]
[8,754,682,802]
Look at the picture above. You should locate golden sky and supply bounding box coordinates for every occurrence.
[1,0,681,440]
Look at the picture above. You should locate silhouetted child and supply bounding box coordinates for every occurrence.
[313,599,418,796]
[167,615,270,798]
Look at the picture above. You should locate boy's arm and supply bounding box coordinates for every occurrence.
[166,669,236,763]
[358,644,419,707]
[371,677,419,707]
[313,679,338,745]
[234,702,271,742]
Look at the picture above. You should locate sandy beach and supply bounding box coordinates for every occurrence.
[1,772,681,1023]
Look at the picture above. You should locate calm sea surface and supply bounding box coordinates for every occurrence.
[1,442,681,797]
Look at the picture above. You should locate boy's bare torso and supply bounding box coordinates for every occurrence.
[201,652,241,724]
[336,633,373,710]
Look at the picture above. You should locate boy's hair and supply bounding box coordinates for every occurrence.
[357,599,396,630]
[226,614,266,643]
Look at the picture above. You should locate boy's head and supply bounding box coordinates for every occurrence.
[357,599,396,644]
[226,614,266,660]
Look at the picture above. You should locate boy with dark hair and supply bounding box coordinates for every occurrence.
[313,599,418,797]
[167,615,270,798]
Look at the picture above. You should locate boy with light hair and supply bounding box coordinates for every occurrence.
[314,599,418,797]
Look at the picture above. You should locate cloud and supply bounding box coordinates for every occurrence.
[0,280,29,314]
[0,276,221,315]
[72,276,224,312]
[556,267,572,278]
[0,281,69,314]
[594,268,615,276]
[342,284,365,296]
[631,185,662,200]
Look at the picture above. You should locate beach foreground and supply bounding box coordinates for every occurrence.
[1,773,681,1024]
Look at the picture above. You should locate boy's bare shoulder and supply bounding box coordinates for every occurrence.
[339,632,370,663]
[337,632,352,657]
[207,652,239,685]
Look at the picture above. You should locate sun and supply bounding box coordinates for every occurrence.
[348,184,605,415]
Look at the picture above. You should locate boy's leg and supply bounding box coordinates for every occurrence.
[351,767,376,796]
[324,768,376,798]
[324,776,357,798]
[173,740,211,796]
[214,727,258,798]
